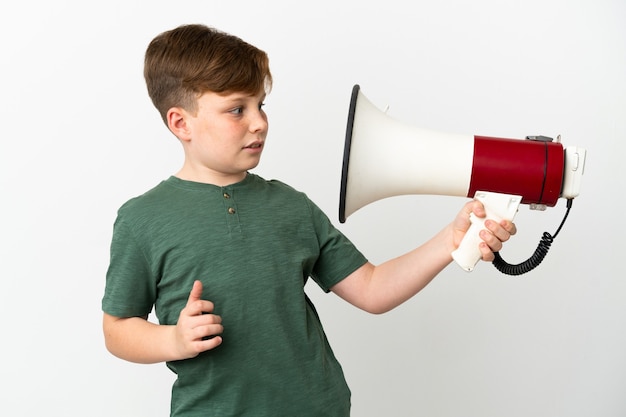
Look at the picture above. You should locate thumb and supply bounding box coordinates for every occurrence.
[468,199,486,218]
[186,280,203,308]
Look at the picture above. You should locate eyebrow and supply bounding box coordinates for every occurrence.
[219,92,266,103]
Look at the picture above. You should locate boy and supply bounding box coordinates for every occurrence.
[102,24,516,417]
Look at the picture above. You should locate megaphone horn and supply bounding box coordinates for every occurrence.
[339,84,587,274]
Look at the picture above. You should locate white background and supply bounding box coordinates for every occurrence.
[1,1,624,416]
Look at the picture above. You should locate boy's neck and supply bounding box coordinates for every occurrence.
[174,167,248,187]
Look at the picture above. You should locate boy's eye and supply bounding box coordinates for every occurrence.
[228,101,265,115]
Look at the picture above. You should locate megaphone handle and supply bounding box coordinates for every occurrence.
[451,191,522,272]
[451,213,486,272]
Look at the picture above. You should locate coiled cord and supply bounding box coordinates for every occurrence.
[492,198,573,276]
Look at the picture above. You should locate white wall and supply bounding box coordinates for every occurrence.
[1,1,624,416]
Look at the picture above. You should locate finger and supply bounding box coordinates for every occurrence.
[198,322,224,348]
[186,280,203,307]
[469,200,486,218]
[503,220,517,236]
[484,220,512,243]
[198,335,223,351]
[198,322,224,338]
[455,200,480,233]
[479,228,503,252]
[185,280,214,316]
[200,313,222,325]
[478,241,495,262]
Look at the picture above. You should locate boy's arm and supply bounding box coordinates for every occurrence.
[330,200,516,314]
[102,281,223,364]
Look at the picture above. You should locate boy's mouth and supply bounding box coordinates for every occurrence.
[245,141,264,149]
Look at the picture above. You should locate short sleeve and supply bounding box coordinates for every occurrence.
[101,215,157,318]
[307,199,368,292]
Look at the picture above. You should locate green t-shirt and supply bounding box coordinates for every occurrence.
[102,174,368,416]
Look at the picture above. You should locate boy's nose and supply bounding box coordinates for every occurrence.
[249,111,268,133]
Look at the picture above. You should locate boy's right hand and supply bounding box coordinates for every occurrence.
[175,280,223,358]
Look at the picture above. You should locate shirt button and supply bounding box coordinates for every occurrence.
[223,193,230,199]
[228,207,236,214]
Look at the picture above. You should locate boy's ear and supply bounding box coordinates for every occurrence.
[167,107,192,142]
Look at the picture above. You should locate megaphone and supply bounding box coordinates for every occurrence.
[339,84,587,274]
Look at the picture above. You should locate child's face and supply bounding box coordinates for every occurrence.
[181,90,268,184]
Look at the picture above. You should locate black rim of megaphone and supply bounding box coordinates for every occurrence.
[339,84,361,223]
